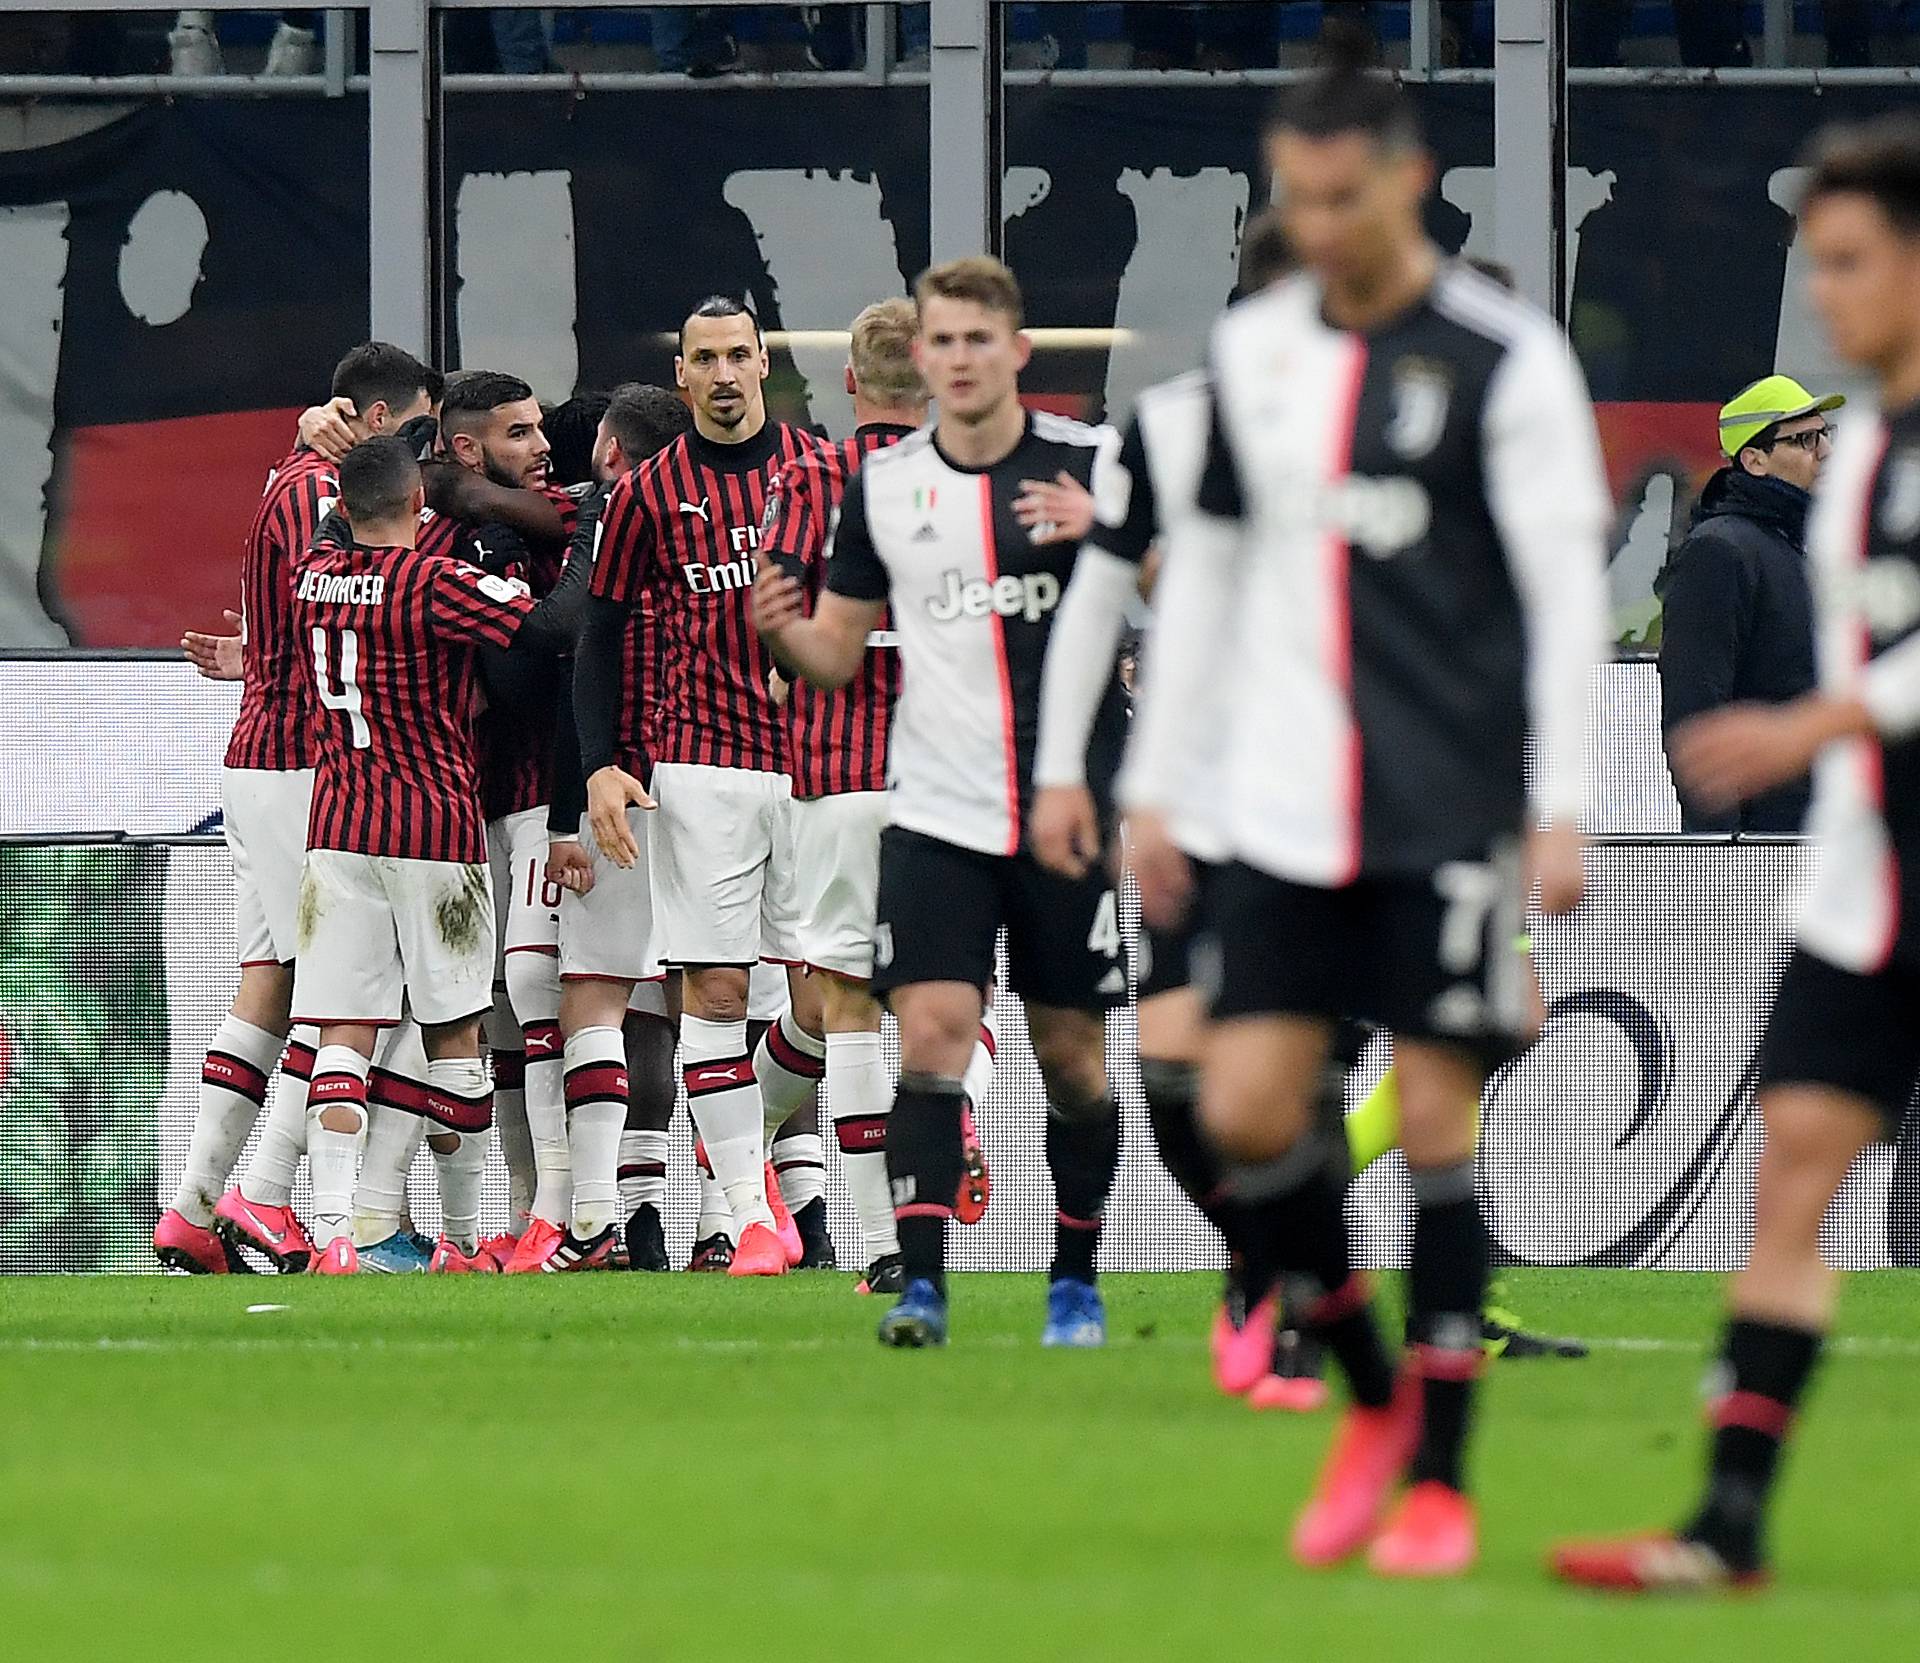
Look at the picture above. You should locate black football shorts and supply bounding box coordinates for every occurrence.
[1759,946,1920,1133]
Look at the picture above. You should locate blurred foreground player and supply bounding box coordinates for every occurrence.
[1554,115,1920,1595]
[755,257,1127,1348]
[1127,57,1607,1573]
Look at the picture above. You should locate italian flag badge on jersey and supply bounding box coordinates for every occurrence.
[914,487,937,512]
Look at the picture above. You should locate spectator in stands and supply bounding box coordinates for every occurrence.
[1658,375,1843,834]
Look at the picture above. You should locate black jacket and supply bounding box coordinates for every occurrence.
[1657,468,1817,834]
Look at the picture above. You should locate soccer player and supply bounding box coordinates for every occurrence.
[753,256,1128,1348]
[431,373,586,1271]
[290,436,575,1274]
[1552,115,1920,1594]
[759,296,993,1295]
[156,341,441,1276]
[577,297,819,1278]
[1125,58,1608,1573]
[1032,208,1335,1404]
[540,382,695,1274]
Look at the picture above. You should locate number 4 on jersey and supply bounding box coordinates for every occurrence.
[311,627,371,749]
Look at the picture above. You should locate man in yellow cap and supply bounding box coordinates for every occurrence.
[1656,373,1844,832]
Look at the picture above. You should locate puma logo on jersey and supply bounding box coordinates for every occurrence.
[692,1067,743,1086]
[679,498,711,522]
[927,567,1061,624]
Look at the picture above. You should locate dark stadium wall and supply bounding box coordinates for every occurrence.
[0,82,1900,647]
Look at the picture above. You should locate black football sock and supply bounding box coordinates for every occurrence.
[1405,1160,1490,1491]
[1046,1093,1121,1284]
[1142,1058,1248,1253]
[1682,1317,1823,1574]
[1223,1132,1395,1408]
[885,1074,965,1296]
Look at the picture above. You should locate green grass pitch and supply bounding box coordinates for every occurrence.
[2,1269,1917,1659]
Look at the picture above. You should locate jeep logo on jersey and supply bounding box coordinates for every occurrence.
[1385,358,1452,461]
[927,568,1062,623]
[1314,476,1433,558]
[1881,451,1920,543]
[1838,556,1920,642]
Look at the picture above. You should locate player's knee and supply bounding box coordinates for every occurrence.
[1029,1021,1106,1108]
[317,1103,365,1136]
[684,968,749,1025]
[427,1130,459,1155]
[819,971,881,1032]
[232,961,295,1032]
[1199,1070,1305,1163]
[894,1005,976,1077]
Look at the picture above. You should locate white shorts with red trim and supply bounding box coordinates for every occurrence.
[223,766,314,967]
[647,761,802,967]
[559,804,666,986]
[790,789,888,980]
[291,848,496,1028]
[488,807,562,978]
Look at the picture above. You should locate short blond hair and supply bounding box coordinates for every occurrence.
[913,256,1024,330]
[849,299,925,408]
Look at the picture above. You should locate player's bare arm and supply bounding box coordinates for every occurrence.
[181,608,243,681]
[751,561,877,691]
[1672,693,1875,810]
[296,396,357,461]
[1013,470,1097,545]
[545,836,595,897]
[424,465,567,544]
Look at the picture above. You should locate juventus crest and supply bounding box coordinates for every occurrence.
[1385,357,1453,462]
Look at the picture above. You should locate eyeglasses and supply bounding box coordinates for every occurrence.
[1764,424,1832,454]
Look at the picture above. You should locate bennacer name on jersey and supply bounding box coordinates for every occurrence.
[927,567,1061,624]
[681,521,762,594]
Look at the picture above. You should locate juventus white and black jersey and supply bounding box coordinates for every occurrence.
[1796,399,1920,973]
[824,411,1123,857]
[1128,264,1610,884]
[1052,370,1228,860]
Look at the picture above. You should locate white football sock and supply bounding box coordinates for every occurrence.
[682,1014,772,1232]
[307,1044,370,1249]
[352,1104,424,1247]
[753,1009,827,1138]
[241,1025,318,1209]
[772,1131,827,1211]
[488,983,533,1227]
[427,1057,492,1252]
[525,1018,571,1227]
[828,1029,896,1260]
[175,1014,284,1225]
[696,1159,734,1243]
[564,1026,626,1240]
[619,1129,669,1215]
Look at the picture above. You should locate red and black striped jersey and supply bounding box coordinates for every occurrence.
[294,541,533,864]
[762,423,912,797]
[615,605,652,776]
[591,420,820,774]
[225,447,338,772]
[474,484,580,821]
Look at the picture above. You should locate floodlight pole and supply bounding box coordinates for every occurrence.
[369,0,434,358]
[1493,0,1567,323]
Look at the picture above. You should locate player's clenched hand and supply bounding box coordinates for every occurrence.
[1032,785,1102,879]
[297,396,357,462]
[1671,696,1864,812]
[752,556,805,641]
[1014,471,1096,545]
[182,609,243,681]
[768,667,791,709]
[586,766,654,868]
[1525,820,1586,918]
[1128,809,1193,930]
[546,838,595,897]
